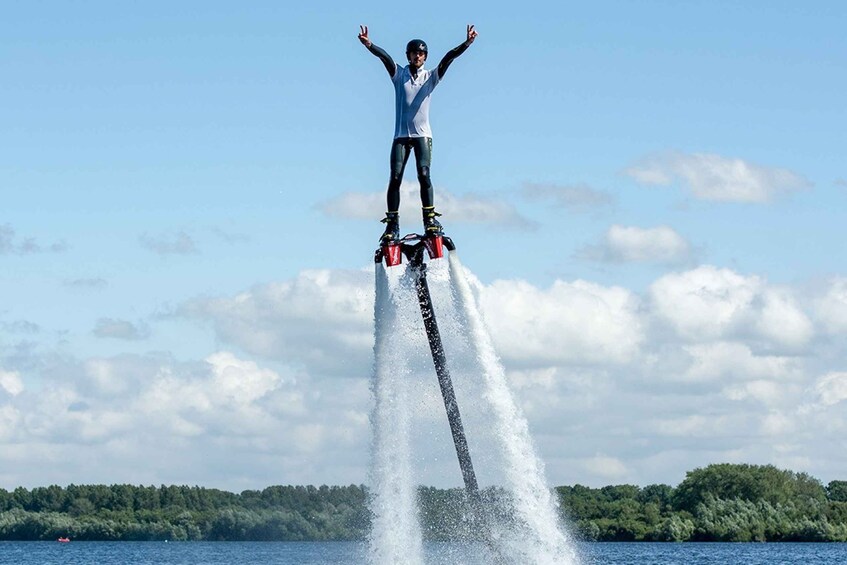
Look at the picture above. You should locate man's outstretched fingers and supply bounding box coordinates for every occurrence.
[359,25,371,46]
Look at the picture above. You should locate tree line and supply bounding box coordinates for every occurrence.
[558,464,847,541]
[0,484,368,541]
[1,464,845,542]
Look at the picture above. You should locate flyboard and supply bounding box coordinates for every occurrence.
[376,233,510,563]
[374,232,479,493]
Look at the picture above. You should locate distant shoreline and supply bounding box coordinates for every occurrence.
[2,464,845,542]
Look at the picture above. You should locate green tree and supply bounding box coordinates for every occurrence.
[655,514,694,541]
[827,480,847,502]
[674,463,825,513]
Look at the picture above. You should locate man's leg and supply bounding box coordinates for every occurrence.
[412,137,433,208]
[413,138,442,234]
[381,138,411,243]
[387,138,412,212]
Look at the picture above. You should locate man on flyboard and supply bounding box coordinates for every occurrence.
[359,25,478,244]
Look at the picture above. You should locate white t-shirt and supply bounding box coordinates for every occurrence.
[392,64,441,139]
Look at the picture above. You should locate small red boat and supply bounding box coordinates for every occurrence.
[57,537,70,543]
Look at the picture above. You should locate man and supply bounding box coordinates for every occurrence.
[358,25,478,243]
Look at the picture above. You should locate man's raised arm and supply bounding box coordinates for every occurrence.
[359,25,396,77]
[437,24,478,78]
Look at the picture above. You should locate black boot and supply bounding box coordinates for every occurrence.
[380,211,400,244]
[422,206,443,235]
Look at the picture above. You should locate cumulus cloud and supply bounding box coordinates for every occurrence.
[522,182,614,210]
[723,380,792,407]
[814,278,847,335]
[179,269,374,377]
[165,262,845,487]
[4,261,847,489]
[680,342,802,383]
[476,278,643,367]
[578,224,692,264]
[92,318,150,340]
[0,350,369,487]
[0,224,67,255]
[760,411,798,436]
[651,414,735,438]
[139,231,198,255]
[650,266,760,340]
[755,288,815,349]
[625,152,811,202]
[0,370,24,396]
[649,265,813,351]
[136,352,300,437]
[814,372,847,407]
[318,182,536,230]
[582,454,628,480]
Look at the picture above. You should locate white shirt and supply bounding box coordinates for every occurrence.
[392,64,441,139]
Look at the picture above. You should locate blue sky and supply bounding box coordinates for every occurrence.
[2,1,846,490]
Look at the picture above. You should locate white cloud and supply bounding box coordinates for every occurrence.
[522,182,614,210]
[579,224,692,264]
[681,342,801,383]
[723,380,795,406]
[814,278,847,335]
[755,288,814,349]
[179,269,374,377]
[0,370,24,396]
[760,411,796,436]
[479,278,643,366]
[5,260,847,490]
[582,454,628,480]
[627,166,671,186]
[84,358,130,397]
[651,414,734,438]
[136,352,299,437]
[161,263,843,487]
[205,351,283,404]
[649,265,813,351]
[0,349,368,487]
[318,182,536,229]
[650,266,761,340]
[814,372,847,407]
[625,152,811,202]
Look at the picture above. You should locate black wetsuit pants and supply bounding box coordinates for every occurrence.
[386,136,433,212]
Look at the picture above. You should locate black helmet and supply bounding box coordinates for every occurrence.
[406,39,428,54]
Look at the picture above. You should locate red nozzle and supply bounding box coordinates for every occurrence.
[384,243,402,266]
[423,235,444,259]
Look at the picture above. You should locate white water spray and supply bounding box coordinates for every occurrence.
[369,254,580,564]
[448,253,579,564]
[368,264,424,565]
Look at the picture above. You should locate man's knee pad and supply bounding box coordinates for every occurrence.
[417,166,431,184]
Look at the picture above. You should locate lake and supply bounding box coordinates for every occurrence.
[1,541,844,564]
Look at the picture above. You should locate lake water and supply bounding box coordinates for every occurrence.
[1,541,845,564]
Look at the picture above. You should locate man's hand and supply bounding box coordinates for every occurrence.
[358,25,372,48]
[466,24,478,45]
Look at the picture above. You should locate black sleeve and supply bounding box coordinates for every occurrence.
[437,41,470,78]
[367,43,397,78]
